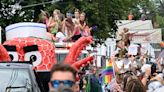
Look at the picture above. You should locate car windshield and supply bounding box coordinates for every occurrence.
[56,53,88,63]
[0,68,32,92]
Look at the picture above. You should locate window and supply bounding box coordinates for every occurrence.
[79,53,87,60]
[0,68,32,92]
[56,53,67,63]
[56,53,88,63]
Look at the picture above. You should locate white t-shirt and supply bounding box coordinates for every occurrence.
[56,32,66,42]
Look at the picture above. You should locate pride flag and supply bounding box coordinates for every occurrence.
[100,59,114,84]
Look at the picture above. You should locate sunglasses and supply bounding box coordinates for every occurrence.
[51,80,75,88]
[129,55,136,57]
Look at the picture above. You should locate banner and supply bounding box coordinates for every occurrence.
[131,29,162,43]
[128,44,138,55]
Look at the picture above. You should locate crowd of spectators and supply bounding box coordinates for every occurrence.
[39,9,92,42]
[47,27,164,92]
[39,8,164,92]
[103,28,164,92]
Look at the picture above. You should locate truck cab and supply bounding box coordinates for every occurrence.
[55,42,89,63]
[0,62,43,92]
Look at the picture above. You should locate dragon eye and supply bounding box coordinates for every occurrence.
[8,52,18,61]
[24,51,42,66]
[3,45,18,61]
[24,45,42,66]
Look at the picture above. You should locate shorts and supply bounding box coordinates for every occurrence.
[72,34,81,41]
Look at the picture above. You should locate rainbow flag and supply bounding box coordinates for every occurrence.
[103,74,113,84]
[100,59,114,84]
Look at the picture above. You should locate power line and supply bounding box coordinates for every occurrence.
[21,0,61,9]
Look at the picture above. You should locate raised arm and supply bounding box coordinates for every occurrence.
[47,17,56,28]
[111,56,120,74]
[141,67,151,86]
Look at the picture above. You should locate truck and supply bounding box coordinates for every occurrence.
[2,22,92,92]
[0,62,43,92]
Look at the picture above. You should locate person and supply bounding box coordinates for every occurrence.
[79,12,91,36]
[55,29,66,43]
[125,77,146,92]
[61,12,72,37]
[147,74,163,92]
[78,73,84,92]
[114,40,128,59]
[63,18,81,42]
[72,9,80,25]
[85,67,102,92]
[140,14,146,21]
[66,12,73,19]
[48,9,61,35]
[57,86,74,92]
[109,74,124,92]
[119,28,130,47]
[128,12,134,20]
[49,63,79,92]
[65,17,76,37]
[38,10,49,26]
[141,64,151,86]
[129,55,137,67]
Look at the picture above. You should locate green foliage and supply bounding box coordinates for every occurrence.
[0,0,163,40]
[156,15,164,27]
[153,0,164,41]
[156,15,164,41]
[0,0,34,28]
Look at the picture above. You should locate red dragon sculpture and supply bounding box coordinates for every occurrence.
[0,22,94,71]
[1,36,94,71]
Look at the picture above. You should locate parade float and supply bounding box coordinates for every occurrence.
[0,22,94,91]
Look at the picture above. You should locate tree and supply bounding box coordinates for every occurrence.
[1,0,162,41]
[155,0,164,41]
[45,0,125,40]
[0,0,36,28]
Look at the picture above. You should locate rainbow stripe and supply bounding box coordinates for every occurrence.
[100,59,114,84]
[103,74,113,84]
